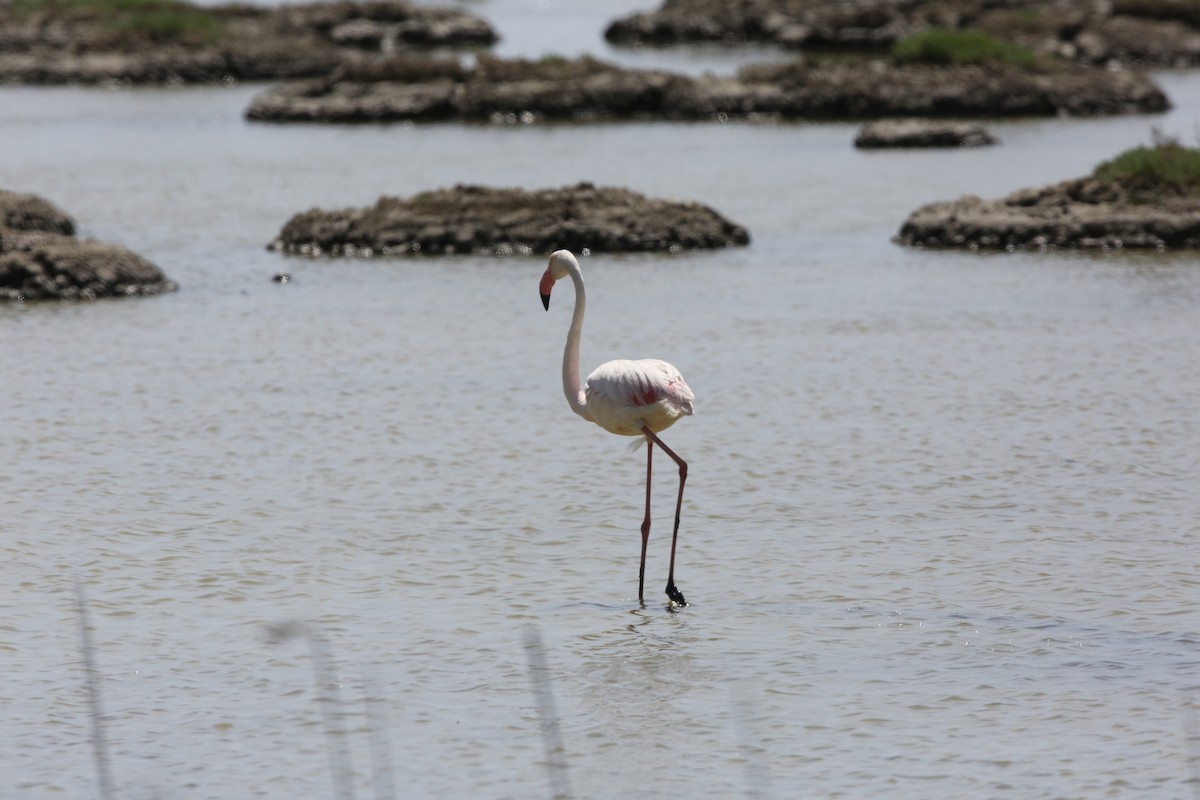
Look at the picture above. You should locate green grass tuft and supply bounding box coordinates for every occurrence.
[891,28,1037,67]
[1093,141,1200,195]
[110,7,224,44]
[11,0,225,45]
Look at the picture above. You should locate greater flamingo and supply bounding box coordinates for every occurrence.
[538,249,694,606]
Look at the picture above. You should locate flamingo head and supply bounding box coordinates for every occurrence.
[539,249,577,311]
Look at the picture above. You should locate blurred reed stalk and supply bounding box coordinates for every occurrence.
[267,621,357,800]
[361,668,395,800]
[1184,694,1200,800]
[73,579,115,800]
[732,690,773,800]
[522,626,573,800]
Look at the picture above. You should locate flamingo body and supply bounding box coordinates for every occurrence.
[538,249,692,606]
[585,358,694,437]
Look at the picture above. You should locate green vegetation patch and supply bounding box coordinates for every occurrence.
[12,0,226,45]
[109,8,224,45]
[1093,141,1200,198]
[891,29,1037,67]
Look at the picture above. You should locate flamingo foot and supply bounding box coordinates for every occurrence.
[665,582,687,607]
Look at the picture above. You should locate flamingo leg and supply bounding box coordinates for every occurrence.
[638,437,653,605]
[641,426,687,606]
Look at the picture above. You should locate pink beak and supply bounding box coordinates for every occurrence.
[539,267,554,310]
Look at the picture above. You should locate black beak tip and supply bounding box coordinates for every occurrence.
[540,293,550,311]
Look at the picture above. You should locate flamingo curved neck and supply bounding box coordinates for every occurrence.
[562,262,592,421]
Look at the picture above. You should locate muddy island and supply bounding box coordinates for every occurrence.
[1,190,177,302]
[269,183,750,256]
[895,141,1200,250]
[0,0,496,85]
[245,50,1167,124]
[606,0,1200,68]
[855,119,996,148]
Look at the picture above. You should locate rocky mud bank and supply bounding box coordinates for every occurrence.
[0,0,496,85]
[245,53,1168,123]
[854,119,997,148]
[1,190,177,302]
[606,0,1200,68]
[896,174,1200,251]
[269,183,751,256]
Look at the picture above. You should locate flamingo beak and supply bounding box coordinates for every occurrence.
[539,268,553,310]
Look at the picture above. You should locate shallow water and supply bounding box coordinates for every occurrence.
[2,3,1200,798]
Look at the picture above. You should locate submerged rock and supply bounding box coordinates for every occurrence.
[854,119,997,148]
[895,176,1200,251]
[245,53,1168,123]
[605,0,1200,68]
[0,0,496,85]
[269,183,750,256]
[0,190,177,302]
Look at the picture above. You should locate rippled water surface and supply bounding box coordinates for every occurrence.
[3,3,1200,798]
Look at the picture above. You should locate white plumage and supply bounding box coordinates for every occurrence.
[538,249,693,606]
[585,358,694,437]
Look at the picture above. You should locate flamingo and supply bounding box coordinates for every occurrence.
[538,249,694,606]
